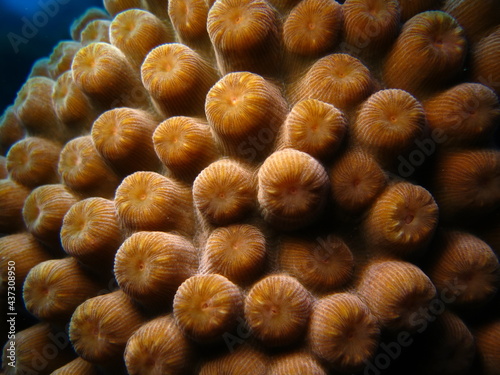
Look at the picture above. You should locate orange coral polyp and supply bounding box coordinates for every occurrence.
[124,315,193,375]
[258,149,329,229]
[91,107,161,175]
[70,7,110,42]
[268,351,327,375]
[47,41,82,80]
[141,43,218,117]
[202,224,267,285]
[0,106,25,155]
[14,77,65,140]
[199,345,268,375]
[193,159,256,225]
[280,98,347,160]
[428,231,500,305]
[309,293,380,372]
[424,82,500,146]
[22,184,79,248]
[432,150,500,220]
[153,116,218,181]
[330,149,387,213]
[52,71,97,133]
[383,11,467,95]
[103,0,146,17]
[352,89,426,164]
[206,71,286,139]
[208,0,275,52]
[442,0,500,44]
[289,53,374,111]
[69,291,146,363]
[207,0,282,76]
[58,135,121,197]
[244,274,313,346]
[343,0,400,52]
[61,197,123,270]
[23,257,102,321]
[173,273,244,342]
[279,235,354,292]
[357,260,437,332]
[0,233,53,293]
[80,19,111,46]
[474,320,500,375]
[283,0,342,56]
[205,71,287,159]
[110,9,174,69]
[7,137,61,188]
[114,171,193,233]
[114,231,198,308]
[364,182,439,255]
[168,0,210,44]
[398,0,437,22]
[471,26,500,97]
[72,42,149,109]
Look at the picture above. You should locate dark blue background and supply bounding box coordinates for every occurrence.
[0,0,104,113]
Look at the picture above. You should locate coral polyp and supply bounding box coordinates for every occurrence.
[173,273,243,342]
[244,274,313,346]
[114,231,198,309]
[308,292,380,372]
[258,148,329,229]
[383,10,467,96]
[1,0,500,374]
[282,0,342,58]
[124,314,193,375]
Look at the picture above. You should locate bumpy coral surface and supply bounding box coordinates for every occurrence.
[1,0,500,374]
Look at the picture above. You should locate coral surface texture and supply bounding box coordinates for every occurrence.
[1,0,500,374]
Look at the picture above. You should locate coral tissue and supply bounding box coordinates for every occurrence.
[1,0,500,374]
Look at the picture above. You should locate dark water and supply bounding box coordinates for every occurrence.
[0,0,104,112]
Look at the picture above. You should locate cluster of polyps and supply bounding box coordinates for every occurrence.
[1,0,500,374]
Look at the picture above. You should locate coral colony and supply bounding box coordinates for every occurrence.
[1,0,500,374]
